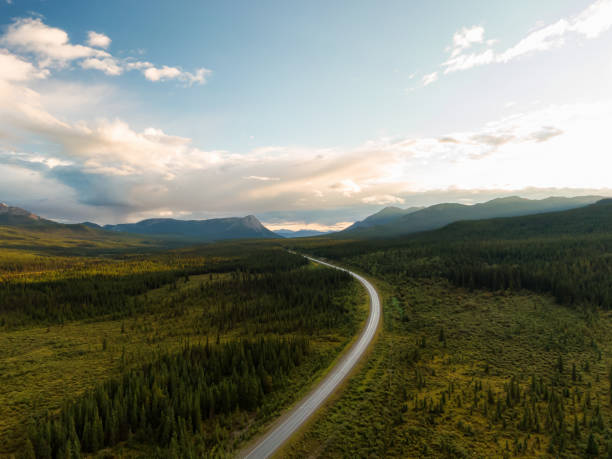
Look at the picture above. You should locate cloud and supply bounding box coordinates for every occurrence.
[244,175,280,181]
[143,65,182,82]
[572,0,612,38]
[80,57,122,75]
[263,220,352,232]
[526,126,564,143]
[449,25,484,57]
[143,65,211,85]
[443,49,495,73]
[1,17,211,85]
[361,195,405,205]
[0,51,608,225]
[2,18,107,67]
[498,19,569,63]
[331,179,362,197]
[0,49,49,81]
[87,31,111,49]
[433,0,612,78]
[422,71,438,86]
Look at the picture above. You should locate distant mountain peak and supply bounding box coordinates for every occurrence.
[0,202,42,221]
[0,202,59,229]
[104,214,279,241]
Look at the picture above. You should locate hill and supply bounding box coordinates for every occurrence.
[0,202,56,227]
[428,197,612,241]
[339,195,604,237]
[343,206,422,231]
[104,215,279,241]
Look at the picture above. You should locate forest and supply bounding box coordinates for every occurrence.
[282,200,612,457]
[3,199,612,457]
[28,338,310,458]
[287,199,612,310]
[0,239,366,457]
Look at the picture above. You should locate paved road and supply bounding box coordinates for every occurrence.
[241,255,381,459]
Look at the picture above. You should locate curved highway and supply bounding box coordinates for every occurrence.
[241,255,381,459]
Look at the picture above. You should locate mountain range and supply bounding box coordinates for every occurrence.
[102,215,278,241]
[422,198,612,241]
[0,204,280,242]
[338,195,604,238]
[1,195,607,243]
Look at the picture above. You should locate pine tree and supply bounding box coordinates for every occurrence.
[92,410,104,451]
[81,419,92,453]
[20,437,36,459]
[586,433,599,457]
[573,415,580,439]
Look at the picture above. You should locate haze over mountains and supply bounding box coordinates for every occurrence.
[345,206,424,231]
[1,195,608,243]
[425,198,612,241]
[274,229,331,238]
[340,195,604,238]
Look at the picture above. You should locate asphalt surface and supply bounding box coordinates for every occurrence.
[241,255,381,459]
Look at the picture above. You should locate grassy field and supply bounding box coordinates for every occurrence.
[286,277,612,458]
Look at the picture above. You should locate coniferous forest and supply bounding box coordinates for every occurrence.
[2,200,612,458]
[283,200,612,457]
[0,240,365,457]
[29,338,310,458]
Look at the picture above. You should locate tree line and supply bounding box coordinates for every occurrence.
[0,247,308,326]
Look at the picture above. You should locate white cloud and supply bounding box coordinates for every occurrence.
[80,57,122,75]
[422,71,438,86]
[361,195,405,205]
[571,0,612,38]
[498,19,569,63]
[443,49,495,73]
[1,17,211,85]
[450,25,484,57]
[434,0,612,77]
[184,67,212,85]
[244,176,280,181]
[0,40,610,222]
[332,179,362,196]
[143,65,182,82]
[125,60,153,70]
[87,31,111,49]
[0,49,49,81]
[263,221,352,232]
[143,65,211,85]
[1,18,107,67]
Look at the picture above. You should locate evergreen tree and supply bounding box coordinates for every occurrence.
[586,433,599,457]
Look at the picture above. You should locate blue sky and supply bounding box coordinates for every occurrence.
[1,0,611,229]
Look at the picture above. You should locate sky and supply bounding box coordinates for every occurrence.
[1,0,611,230]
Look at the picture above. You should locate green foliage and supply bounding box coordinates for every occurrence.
[287,278,612,458]
[286,201,612,310]
[30,338,309,457]
[0,241,365,456]
[0,244,308,326]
